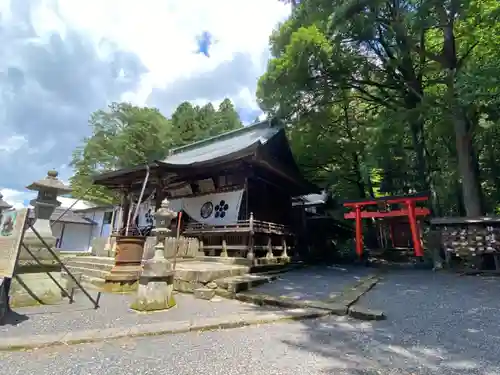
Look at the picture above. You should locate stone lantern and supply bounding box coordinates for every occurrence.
[10,170,72,307]
[130,199,177,312]
[22,170,72,251]
[0,193,12,222]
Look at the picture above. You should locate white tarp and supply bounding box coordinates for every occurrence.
[182,189,244,225]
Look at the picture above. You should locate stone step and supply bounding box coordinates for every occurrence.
[214,274,277,293]
[193,287,216,300]
[64,265,110,280]
[61,271,106,294]
[64,260,114,272]
[195,256,252,266]
[249,263,289,274]
[251,262,304,276]
[64,256,115,267]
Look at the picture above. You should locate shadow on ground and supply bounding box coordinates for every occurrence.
[249,265,373,302]
[271,268,500,373]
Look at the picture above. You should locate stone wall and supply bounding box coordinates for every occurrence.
[90,237,108,257]
[143,236,201,260]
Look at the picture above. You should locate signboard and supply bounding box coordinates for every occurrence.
[0,209,29,278]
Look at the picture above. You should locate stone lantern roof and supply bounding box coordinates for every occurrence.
[0,193,12,210]
[26,170,72,194]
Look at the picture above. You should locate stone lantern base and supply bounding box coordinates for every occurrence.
[9,260,63,307]
[130,251,176,312]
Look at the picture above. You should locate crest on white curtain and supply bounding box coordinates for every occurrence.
[182,189,244,225]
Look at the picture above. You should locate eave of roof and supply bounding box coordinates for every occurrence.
[29,208,96,225]
[91,118,320,195]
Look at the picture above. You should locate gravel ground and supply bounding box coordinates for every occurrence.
[3,311,498,375]
[251,265,373,301]
[354,270,500,372]
[3,268,499,374]
[0,292,277,338]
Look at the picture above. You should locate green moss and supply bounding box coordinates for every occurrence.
[130,294,176,312]
[10,289,61,308]
[102,281,139,294]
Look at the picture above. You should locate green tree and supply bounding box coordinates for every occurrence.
[262,0,500,216]
[70,102,173,203]
[212,98,243,135]
[171,102,201,145]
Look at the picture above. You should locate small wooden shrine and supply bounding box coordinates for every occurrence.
[93,119,319,263]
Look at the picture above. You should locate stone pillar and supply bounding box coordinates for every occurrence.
[266,237,273,259]
[131,199,177,312]
[281,237,290,262]
[11,170,72,307]
[0,193,12,316]
[246,212,255,261]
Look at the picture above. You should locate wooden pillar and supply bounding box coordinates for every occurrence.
[406,200,423,257]
[389,221,395,248]
[244,177,249,220]
[355,205,363,257]
[155,180,165,211]
[121,190,131,232]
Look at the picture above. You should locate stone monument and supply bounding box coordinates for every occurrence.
[10,170,72,307]
[130,199,177,312]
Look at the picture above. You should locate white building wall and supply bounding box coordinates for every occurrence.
[59,223,93,251]
[52,222,64,248]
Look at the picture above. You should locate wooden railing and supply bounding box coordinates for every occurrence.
[182,213,293,261]
[184,213,291,236]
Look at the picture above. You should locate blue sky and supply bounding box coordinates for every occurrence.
[0,0,290,208]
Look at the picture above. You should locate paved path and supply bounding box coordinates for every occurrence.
[3,312,499,374]
[0,292,278,339]
[3,268,500,373]
[248,265,373,302]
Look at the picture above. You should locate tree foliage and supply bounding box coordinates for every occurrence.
[260,0,500,216]
[70,99,243,203]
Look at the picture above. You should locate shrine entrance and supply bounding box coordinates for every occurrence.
[343,193,430,258]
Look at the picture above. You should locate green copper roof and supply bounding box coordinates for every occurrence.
[162,120,281,165]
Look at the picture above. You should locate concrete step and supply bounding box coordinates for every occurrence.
[214,274,277,293]
[64,265,110,280]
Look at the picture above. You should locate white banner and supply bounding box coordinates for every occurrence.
[182,190,244,225]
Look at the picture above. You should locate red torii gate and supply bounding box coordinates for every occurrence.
[343,193,430,258]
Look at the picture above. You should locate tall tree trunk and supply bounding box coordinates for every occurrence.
[404,91,429,192]
[452,109,483,216]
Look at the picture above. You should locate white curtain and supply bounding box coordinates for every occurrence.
[182,189,244,225]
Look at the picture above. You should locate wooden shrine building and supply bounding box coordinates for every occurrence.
[92,119,319,262]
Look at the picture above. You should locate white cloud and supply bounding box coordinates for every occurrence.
[55,0,290,108]
[0,0,289,192]
[0,188,34,209]
[0,135,28,154]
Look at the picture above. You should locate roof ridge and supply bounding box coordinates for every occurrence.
[169,118,281,156]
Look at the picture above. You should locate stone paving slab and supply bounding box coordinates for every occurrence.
[0,292,279,339]
[0,307,328,351]
[249,265,374,302]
